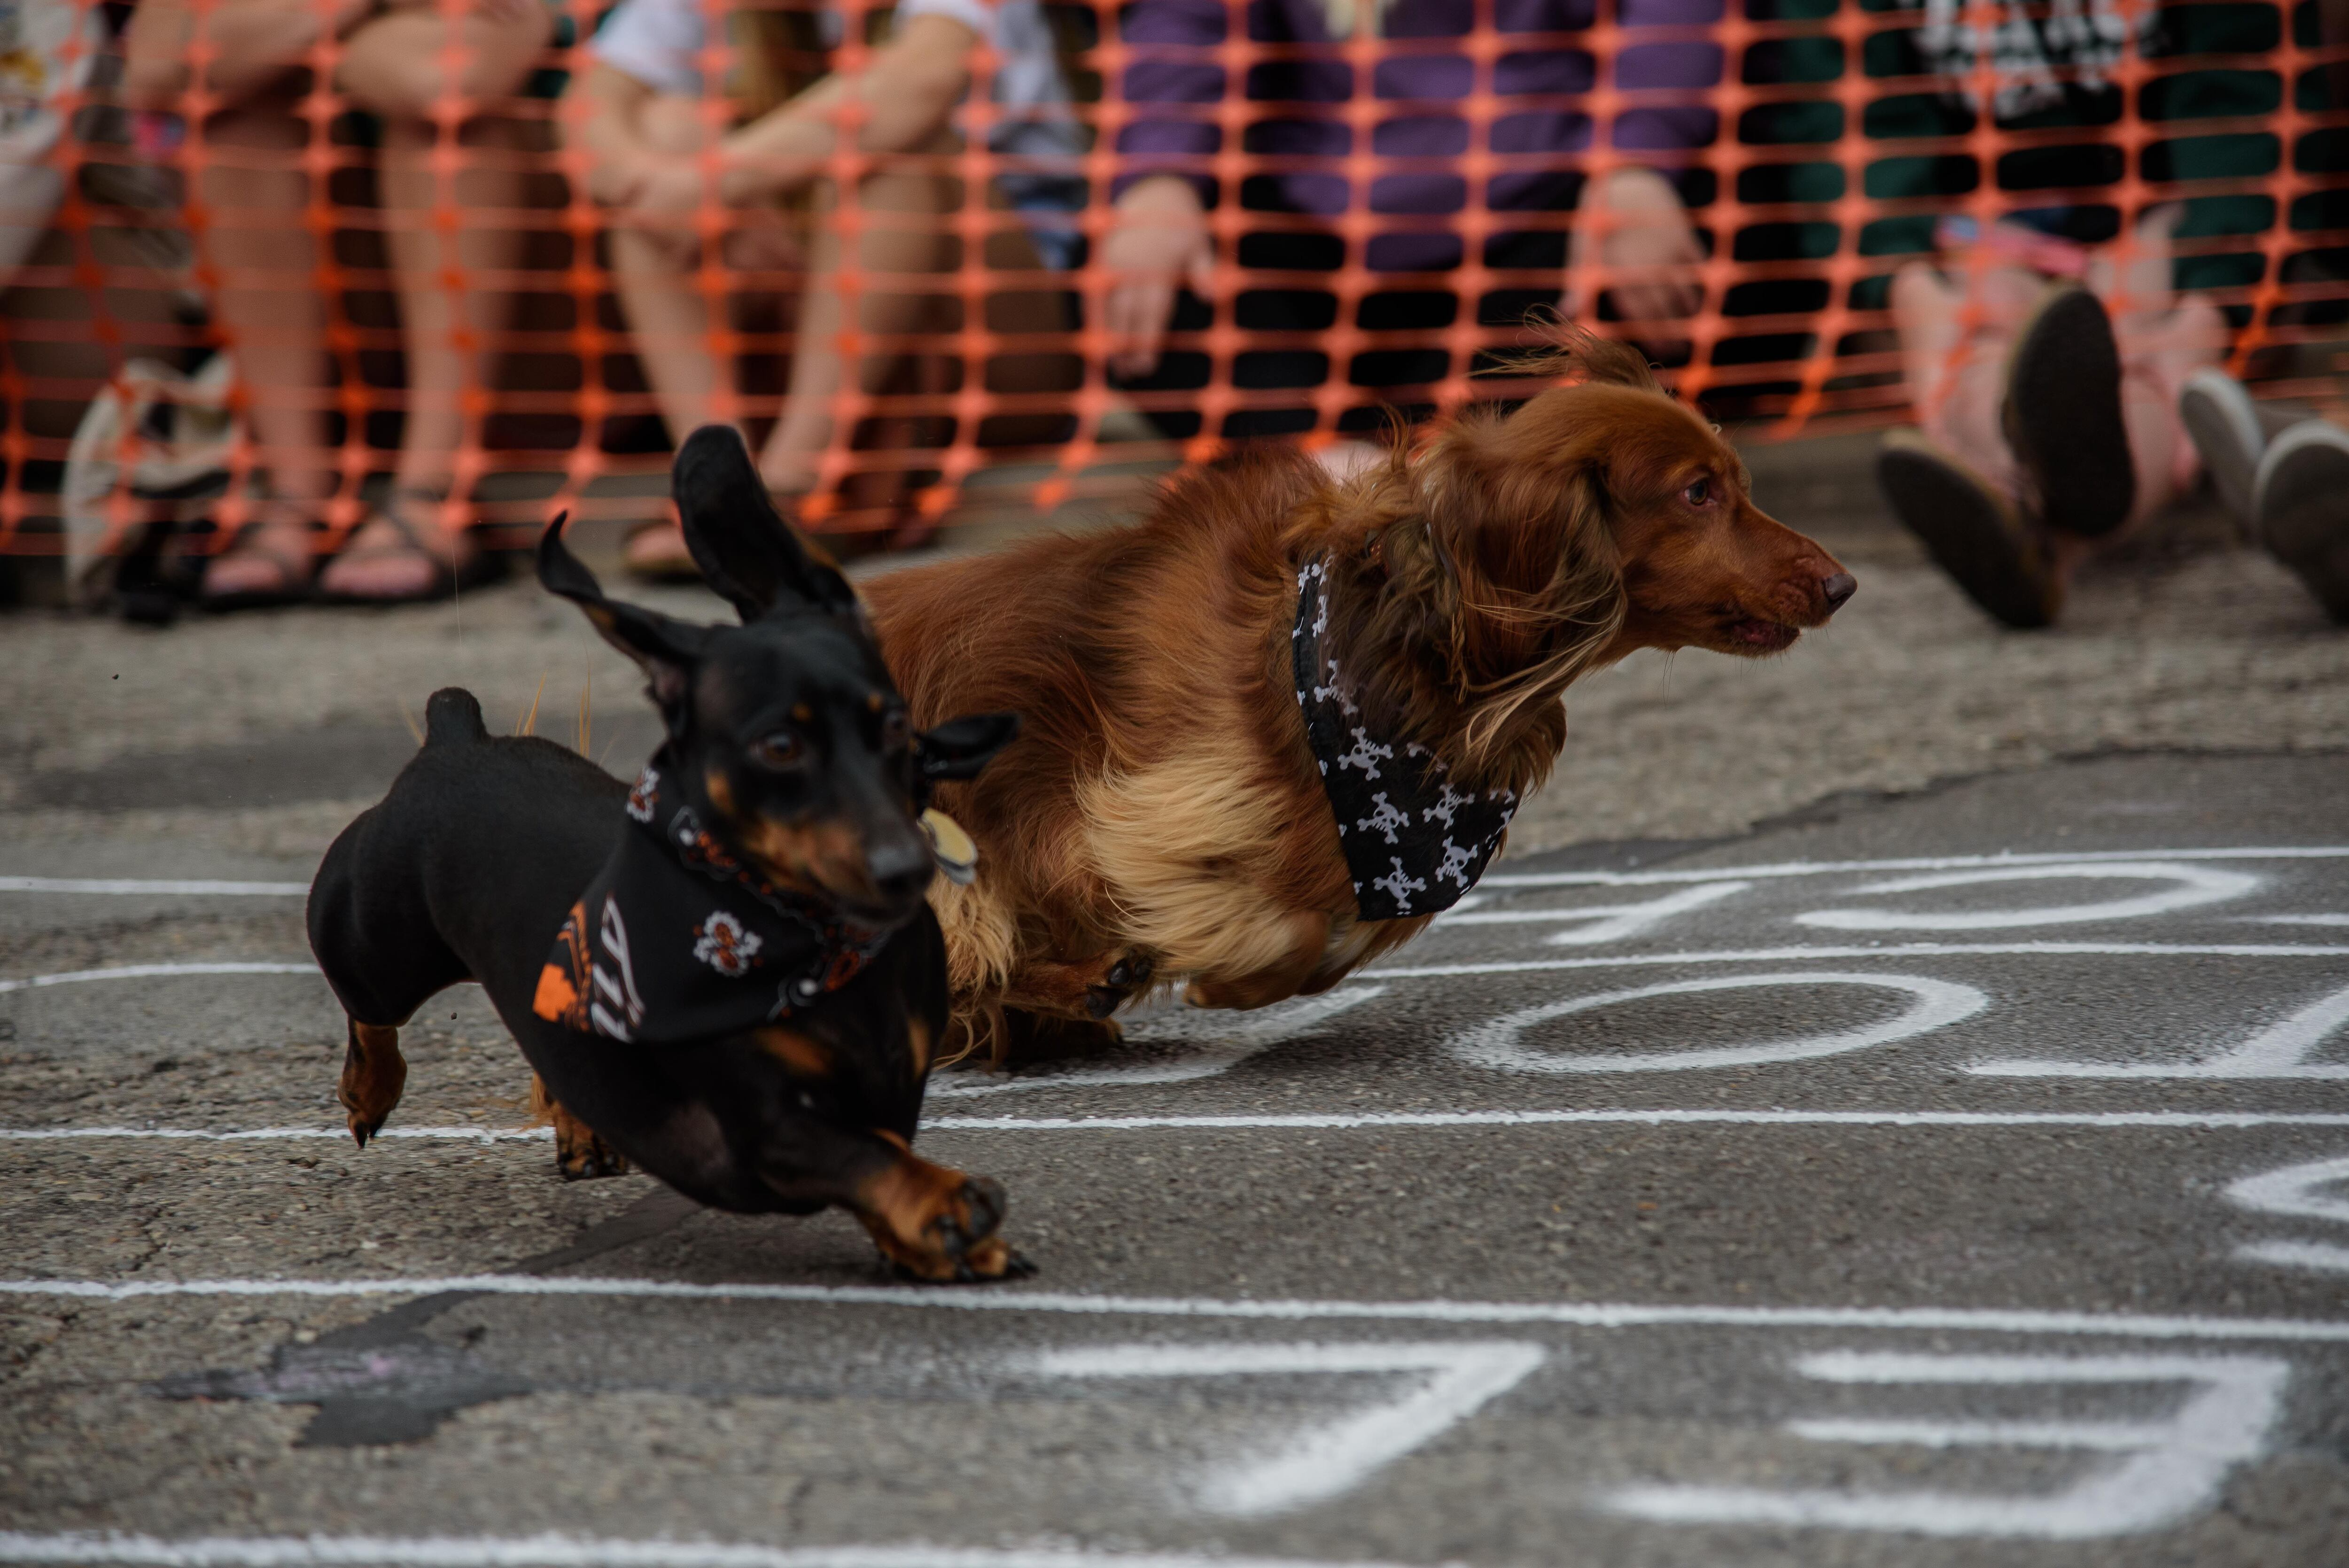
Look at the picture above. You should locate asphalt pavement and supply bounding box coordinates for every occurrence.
[4,748,2349,1568]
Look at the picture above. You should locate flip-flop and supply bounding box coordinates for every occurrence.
[1877,427,2062,629]
[622,518,703,584]
[2003,286,2135,539]
[2252,419,2349,622]
[196,511,319,612]
[317,489,503,605]
[2178,366,2266,529]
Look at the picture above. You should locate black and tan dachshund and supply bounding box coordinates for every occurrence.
[305,427,1027,1281]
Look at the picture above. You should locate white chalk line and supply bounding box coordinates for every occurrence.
[6,943,2348,1001]
[0,1535,1417,1568]
[1477,846,2349,889]
[0,962,319,995]
[1364,941,2349,979]
[0,851,2334,904]
[0,877,309,897]
[12,1109,2349,1147]
[6,1274,2349,1343]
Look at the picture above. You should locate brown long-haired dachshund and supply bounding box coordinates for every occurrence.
[852,335,1856,1055]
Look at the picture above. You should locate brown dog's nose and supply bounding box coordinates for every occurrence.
[1821,572,1857,612]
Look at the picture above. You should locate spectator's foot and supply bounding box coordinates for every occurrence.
[621,519,702,583]
[2252,419,2349,622]
[2003,286,2135,539]
[317,489,500,604]
[1877,428,2062,629]
[198,504,319,611]
[2179,366,2266,528]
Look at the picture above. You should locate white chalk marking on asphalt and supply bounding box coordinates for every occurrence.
[1608,1352,2287,1539]
[5,945,2344,1002]
[928,988,1384,1098]
[15,1110,2349,1145]
[2254,913,2349,925]
[1434,882,1750,945]
[1974,979,2349,1079]
[0,1126,547,1145]
[0,1535,1426,1568]
[1446,972,1988,1074]
[1478,846,2349,889]
[8,1277,2349,1343]
[2226,1156,2349,1276]
[1794,863,2259,933]
[0,962,319,996]
[1363,940,2349,978]
[2228,1154,2349,1225]
[1031,1340,1545,1516]
[2236,1239,2349,1273]
[0,877,309,897]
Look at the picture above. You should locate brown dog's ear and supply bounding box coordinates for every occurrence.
[537,513,710,728]
[672,426,858,622]
[1496,319,1660,394]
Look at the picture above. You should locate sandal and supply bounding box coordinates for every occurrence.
[2002,286,2135,540]
[622,518,703,583]
[317,488,503,604]
[197,501,319,611]
[1877,427,2062,629]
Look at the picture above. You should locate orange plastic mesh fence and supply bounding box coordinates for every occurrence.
[9,0,2348,560]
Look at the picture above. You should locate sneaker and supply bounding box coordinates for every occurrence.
[2178,366,2266,527]
[1877,428,2063,629]
[2251,418,2349,622]
[2002,286,2135,539]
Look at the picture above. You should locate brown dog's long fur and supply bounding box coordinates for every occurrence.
[865,334,1852,1053]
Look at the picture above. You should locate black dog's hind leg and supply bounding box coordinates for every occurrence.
[529,1072,632,1180]
[338,1019,408,1147]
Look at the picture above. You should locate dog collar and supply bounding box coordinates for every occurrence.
[1291,555,1517,921]
[531,759,894,1045]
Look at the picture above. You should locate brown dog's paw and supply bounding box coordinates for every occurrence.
[528,1073,631,1181]
[554,1117,631,1181]
[337,1022,407,1149]
[859,1170,1031,1283]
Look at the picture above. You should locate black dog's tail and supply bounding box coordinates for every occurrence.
[424,688,490,748]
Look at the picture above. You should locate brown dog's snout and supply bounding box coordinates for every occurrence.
[1821,571,1857,613]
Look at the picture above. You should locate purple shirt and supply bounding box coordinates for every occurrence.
[1117,0,1723,269]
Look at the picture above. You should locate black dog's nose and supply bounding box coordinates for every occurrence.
[1820,572,1857,612]
[869,838,936,903]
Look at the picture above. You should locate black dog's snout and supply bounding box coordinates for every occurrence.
[868,836,936,903]
[1820,571,1857,612]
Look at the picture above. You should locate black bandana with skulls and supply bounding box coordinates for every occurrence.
[1290,556,1518,921]
[531,758,894,1045]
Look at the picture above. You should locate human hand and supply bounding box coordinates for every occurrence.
[1102,176,1214,380]
[1588,167,1703,329]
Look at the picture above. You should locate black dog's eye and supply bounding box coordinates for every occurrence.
[879,710,910,751]
[1683,478,1713,507]
[752,731,804,769]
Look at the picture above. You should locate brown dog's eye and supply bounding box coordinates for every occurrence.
[1683,478,1713,506]
[752,732,803,769]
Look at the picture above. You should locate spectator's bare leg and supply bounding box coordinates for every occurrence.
[1563,167,1704,351]
[193,98,336,598]
[1890,253,2041,504]
[758,140,961,511]
[321,1,551,596]
[606,95,742,442]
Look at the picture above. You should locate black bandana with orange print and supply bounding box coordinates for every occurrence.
[532,758,893,1045]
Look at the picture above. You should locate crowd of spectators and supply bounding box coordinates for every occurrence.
[0,0,2342,626]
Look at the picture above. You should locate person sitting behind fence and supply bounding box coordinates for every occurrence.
[1868,0,2347,628]
[569,0,1084,578]
[123,0,555,606]
[1099,0,1719,418]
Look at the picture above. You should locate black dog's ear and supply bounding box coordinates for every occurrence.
[916,712,1021,784]
[538,513,710,726]
[673,425,857,621]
